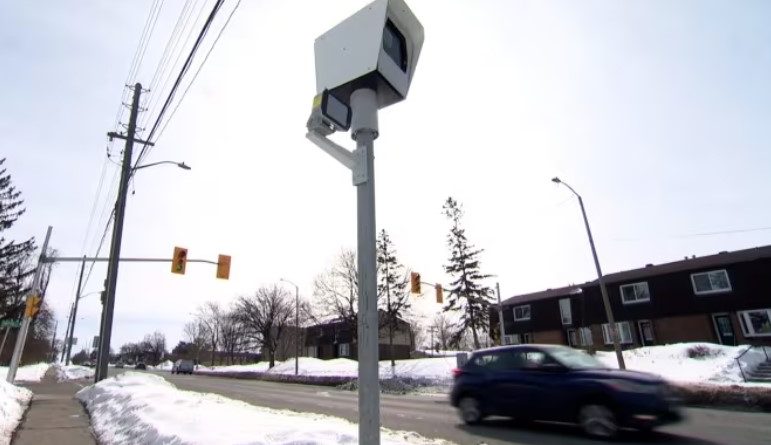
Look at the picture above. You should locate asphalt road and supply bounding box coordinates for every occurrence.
[111,369,769,445]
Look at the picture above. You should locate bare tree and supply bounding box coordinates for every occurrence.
[140,331,167,365]
[183,321,208,365]
[196,302,223,366]
[430,313,454,351]
[219,306,245,365]
[235,285,293,368]
[312,249,358,341]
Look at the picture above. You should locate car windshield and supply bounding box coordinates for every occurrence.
[547,346,607,370]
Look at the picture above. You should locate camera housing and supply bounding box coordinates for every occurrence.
[314,0,424,112]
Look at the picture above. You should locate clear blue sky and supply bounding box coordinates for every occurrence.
[2,0,770,351]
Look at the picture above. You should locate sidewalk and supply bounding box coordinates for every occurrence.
[14,370,95,445]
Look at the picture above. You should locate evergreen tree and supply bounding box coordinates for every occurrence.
[0,158,36,321]
[441,197,493,349]
[376,229,411,367]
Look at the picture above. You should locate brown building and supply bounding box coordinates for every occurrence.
[304,311,413,361]
[492,245,771,349]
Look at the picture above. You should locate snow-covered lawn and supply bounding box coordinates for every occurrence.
[0,363,50,383]
[206,343,769,387]
[596,342,767,386]
[207,356,458,382]
[149,360,174,371]
[76,372,453,445]
[0,380,32,445]
[55,364,95,381]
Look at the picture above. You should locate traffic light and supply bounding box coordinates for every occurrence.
[172,247,188,275]
[435,284,443,304]
[410,272,421,294]
[216,254,231,280]
[25,294,41,318]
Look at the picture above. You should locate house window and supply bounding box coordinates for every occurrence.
[691,270,732,295]
[306,346,317,358]
[620,282,651,304]
[566,329,578,347]
[602,322,633,344]
[578,327,593,346]
[559,298,572,325]
[513,305,531,321]
[503,334,520,345]
[737,309,771,337]
[338,343,351,357]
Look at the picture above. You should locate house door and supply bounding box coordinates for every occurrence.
[637,320,655,346]
[712,314,736,346]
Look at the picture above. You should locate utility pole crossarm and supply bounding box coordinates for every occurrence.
[107,131,154,147]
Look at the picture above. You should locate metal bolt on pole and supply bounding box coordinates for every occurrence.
[351,88,380,445]
[96,83,142,382]
[7,225,53,383]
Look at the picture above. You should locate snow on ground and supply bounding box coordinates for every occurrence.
[55,364,95,381]
[0,380,32,445]
[596,343,765,385]
[0,363,51,383]
[149,360,174,371]
[76,372,453,445]
[207,343,769,387]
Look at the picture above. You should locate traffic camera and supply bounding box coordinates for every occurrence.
[313,0,424,127]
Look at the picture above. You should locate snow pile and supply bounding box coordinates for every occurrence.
[55,364,95,381]
[150,360,174,371]
[76,372,453,445]
[0,380,32,445]
[206,362,271,373]
[595,343,757,385]
[379,357,457,382]
[0,363,51,383]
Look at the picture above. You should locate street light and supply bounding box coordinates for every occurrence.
[552,177,626,370]
[279,278,300,376]
[133,160,191,171]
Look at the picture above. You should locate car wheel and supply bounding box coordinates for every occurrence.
[578,404,618,439]
[458,396,483,425]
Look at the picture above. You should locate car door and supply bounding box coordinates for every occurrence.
[481,349,538,417]
[516,349,575,421]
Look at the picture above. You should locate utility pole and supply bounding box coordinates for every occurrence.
[60,303,73,362]
[96,83,144,382]
[496,282,506,345]
[0,327,11,362]
[49,319,58,363]
[66,256,86,365]
[7,226,53,383]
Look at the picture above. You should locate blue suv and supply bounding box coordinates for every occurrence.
[450,344,681,438]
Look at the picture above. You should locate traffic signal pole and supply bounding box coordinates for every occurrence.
[7,225,53,383]
[96,83,142,382]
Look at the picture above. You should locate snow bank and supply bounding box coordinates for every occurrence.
[206,362,271,373]
[55,364,95,381]
[595,342,761,385]
[0,363,51,383]
[150,360,174,371]
[76,372,453,445]
[0,380,32,445]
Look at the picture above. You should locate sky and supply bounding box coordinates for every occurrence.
[2,0,770,352]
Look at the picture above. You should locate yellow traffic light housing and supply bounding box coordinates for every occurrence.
[435,284,443,304]
[216,254,231,280]
[410,272,421,294]
[172,247,188,275]
[25,294,42,318]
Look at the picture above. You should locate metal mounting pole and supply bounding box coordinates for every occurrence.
[351,88,380,445]
[7,225,53,382]
[66,256,86,365]
[96,83,142,382]
[60,303,73,363]
[496,282,506,344]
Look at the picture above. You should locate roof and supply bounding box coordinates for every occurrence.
[501,244,771,307]
[601,245,771,284]
[501,284,584,306]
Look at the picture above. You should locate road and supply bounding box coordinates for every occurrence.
[111,369,769,445]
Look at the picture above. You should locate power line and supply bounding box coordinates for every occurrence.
[135,0,226,168]
[676,226,771,238]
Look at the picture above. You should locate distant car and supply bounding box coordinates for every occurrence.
[82,361,94,367]
[114,362,125,369]
[450,345,681,438]
[134,363,147,370]
[172,359,195,375]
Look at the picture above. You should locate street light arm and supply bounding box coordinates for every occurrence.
[552,177,581,199]
[133,160,191,171]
